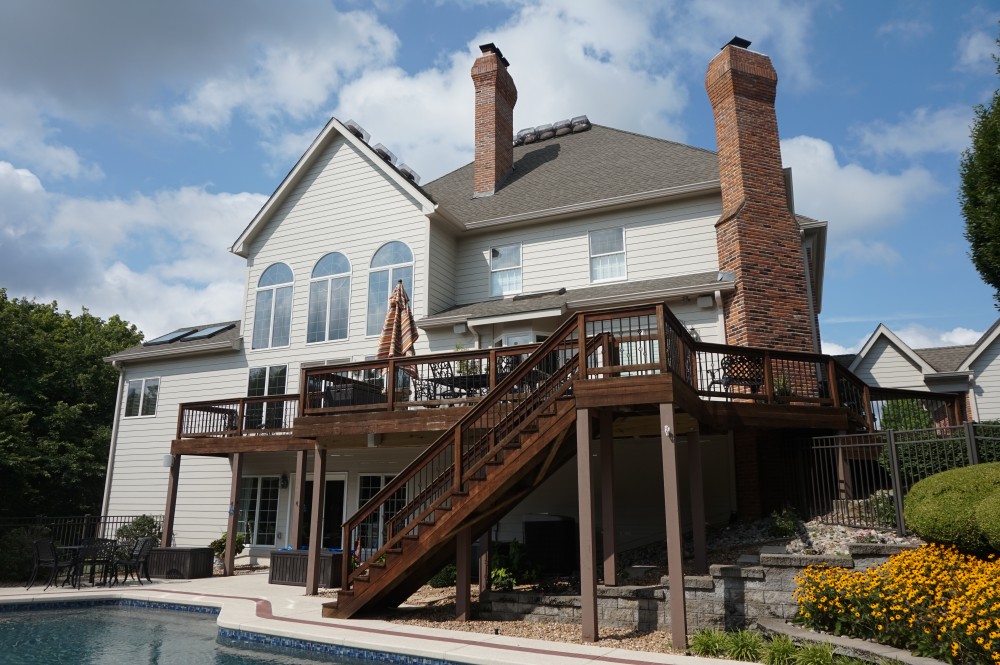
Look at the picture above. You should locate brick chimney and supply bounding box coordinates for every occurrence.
[471,43,517,197]
[706,38,815,353]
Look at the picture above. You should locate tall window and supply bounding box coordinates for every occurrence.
[490,243,521,296]
[246,365,287,429]
[589,227,626,282]
[307,252,351,343]
[238,476,280,546]
[356,474,406,553]
[366,241,413,336]
[252,263,293,349]
[124,377,159,417]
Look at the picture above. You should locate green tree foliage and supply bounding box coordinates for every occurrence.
[0,289,142,518]
[960,29,1000,309]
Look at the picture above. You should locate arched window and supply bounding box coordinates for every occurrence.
[307,252,351,343]
[252,263,293,349]
[366,241,413,336]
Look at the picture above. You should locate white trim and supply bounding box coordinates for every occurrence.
[469,308,566,327]
[100,368,126,517]
[123,376,161,418]
[489,242,522,297]
[306,252,352,345]
[849,324,935,375]
[364,241,415,338]
[588,226,627,284]
[251,262,295,351]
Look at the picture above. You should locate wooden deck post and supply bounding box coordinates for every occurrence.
[600,408,616,586]
[162,453,181,547]
[224,452,244,576]
[305,445,327,595]
[289,450,307,549]
[456,526,472,621]
[687,431,707,574]
[576,408,598,641]
[478,531,491,593]
[660,404,687,650]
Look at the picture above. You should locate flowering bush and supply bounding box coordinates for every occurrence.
[793,544,1000,663]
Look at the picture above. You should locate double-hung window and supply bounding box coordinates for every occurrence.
[490,243,521,296]
[307,252,351,343]
[246,365,287,430]
[124,378,159,417]
[366,241,413,336]
[237,476,280,546]
[252,263,293,349]
[589,228,626,282]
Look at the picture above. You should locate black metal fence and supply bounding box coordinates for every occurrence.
[0,514,163,546]
[807,423,1000,535]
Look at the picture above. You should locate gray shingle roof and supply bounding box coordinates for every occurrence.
[914,345,977,373]
[418,271,731,326]
[107,321,242,363]
[423,125,719,227]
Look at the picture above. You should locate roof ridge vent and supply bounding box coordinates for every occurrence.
[513,115,591,146]
[571,115,591,132]
[398,163,421,185]
[535,123,555,141]
[344,120,370,142]
[372,143,397,165]
[553,119,572,136]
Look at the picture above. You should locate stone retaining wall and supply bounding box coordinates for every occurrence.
[479,544,911,632]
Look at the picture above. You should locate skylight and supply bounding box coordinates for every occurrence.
[144,329,195,346]
[184,323,235,341]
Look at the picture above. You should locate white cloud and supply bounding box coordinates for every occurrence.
[893,323,984,349]
[956,28,998,72]
[877,19,932,39]
[0,93,103,180]
[781,135,940,237]
[854,106,972,158]
[820,339,861,356]
[829,238,901,267]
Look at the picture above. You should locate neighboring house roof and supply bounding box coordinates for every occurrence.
[106,321,242,363]
[418,271,734,327]
[915,344,977,373]
[849,323,936,375]
[958,318,1000,370]
[423,125,721,230]
[230,117,441,257]
[831,353,855,368]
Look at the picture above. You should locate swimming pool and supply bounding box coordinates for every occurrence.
[0,602,437,664]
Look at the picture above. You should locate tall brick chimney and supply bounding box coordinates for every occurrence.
[706,38,815,353]
[471,43,517,197]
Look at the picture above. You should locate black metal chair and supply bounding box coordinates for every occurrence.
[707,354,764,394]
[26,539,75,590]
[113,536,155,585]
[74,537,117,587]
[430,361,463,400]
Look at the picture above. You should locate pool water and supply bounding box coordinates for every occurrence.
[0,606,365,664]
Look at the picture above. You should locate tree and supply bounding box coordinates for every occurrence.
[960,29,1000,309]
[0,289,142,518]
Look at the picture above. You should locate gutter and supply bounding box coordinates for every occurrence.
[100,365,126,518]
[106,337,242,363]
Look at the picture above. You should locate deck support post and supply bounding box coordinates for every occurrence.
[599,408,616,585]
[478,530,491,593]
[456,526,472,621]
[224,452,244,577]
[289,450,307,549]
[688,430,707,574]
[162,453,181,547]
[576,408,598,641]
[305,445,327,595]
[659,404,687,650]
[835,430,853,500]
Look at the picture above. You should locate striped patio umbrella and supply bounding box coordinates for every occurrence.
[376,280,418,361]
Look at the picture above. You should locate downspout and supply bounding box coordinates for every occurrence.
[800,230,820,354]
[100,363,126,517]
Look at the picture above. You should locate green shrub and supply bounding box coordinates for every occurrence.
[489,567,515,592]
[903,462,1000,555]
[491,539,539,584]
[209,531,245,559]
[0,526,51,581]
[770,507,799,537]
[762,634,797,665]
[428,563,456,588]
[793,641,834,665]
[725,629,765,661]
[689,627,727,657]
[115,514,161,554]
[975,490,1000,552]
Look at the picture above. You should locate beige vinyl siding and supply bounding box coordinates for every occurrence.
[107,352,249,547]
[427,221,457,315]
[972,338,1000,420]
[852,339,927,390]
[453,196,721,305]
[242,135,433,366]
[668,300,724,345]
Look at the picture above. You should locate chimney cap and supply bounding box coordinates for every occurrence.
[479,42,510,67]
[724,36,752,50]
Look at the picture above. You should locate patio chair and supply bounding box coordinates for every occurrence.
[75,537,118,587]
[707,354,764,394]
[429,361,463,400]
[26,539,75,590]
[112,536,155,585]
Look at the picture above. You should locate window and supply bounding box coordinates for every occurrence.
[307,252,351,343]
[124,378,159,417]
[356,474,407,554]
[252,263,294,349]
[366,241,413,336]
[589,227,626,282]
[490,243,521,296]
[246,365,287,429]
[238,476,280,547]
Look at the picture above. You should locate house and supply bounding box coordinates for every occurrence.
[847,319,1000,425]
[101,39,962,639]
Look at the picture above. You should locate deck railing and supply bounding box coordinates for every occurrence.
[176,394,299,438]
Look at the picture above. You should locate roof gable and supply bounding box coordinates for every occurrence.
[959,318,1000,370]
[850,323,935,374]
[230,117,438,257]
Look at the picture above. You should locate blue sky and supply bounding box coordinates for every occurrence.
[0,0,997,355]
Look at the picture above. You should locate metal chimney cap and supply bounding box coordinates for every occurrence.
[725,36,752,50]
[479,42,509,67]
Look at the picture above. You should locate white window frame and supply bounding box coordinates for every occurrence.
[252,263,294,350]
[366,241,414,337]
[589,227,627,283]
[490,242,522,296]
[355,473,407,555]
[238,475,281,547]
[123,377,160,418]
[307,252,352,344]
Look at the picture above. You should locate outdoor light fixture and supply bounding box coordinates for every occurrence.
[280,474,289,489]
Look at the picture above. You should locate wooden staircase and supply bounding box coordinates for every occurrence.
[324,318,598,619]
